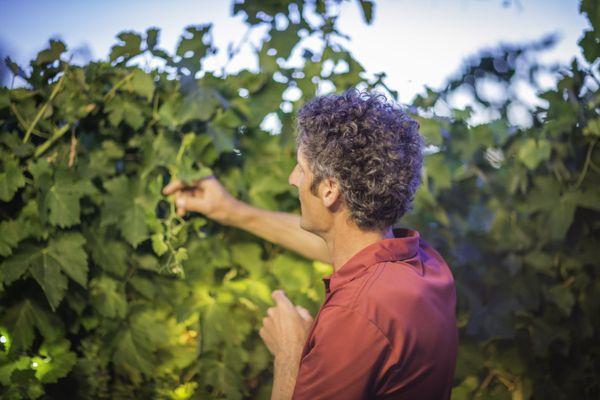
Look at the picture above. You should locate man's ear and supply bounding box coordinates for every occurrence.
[320,177,342,208]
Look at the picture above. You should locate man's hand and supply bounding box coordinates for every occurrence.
[260,290,314,363]
[162,175,240,225]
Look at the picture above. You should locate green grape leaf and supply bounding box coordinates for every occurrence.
[151,233,168,256]
[358,0,374,24]
[517,138,552,170]
[46,168,96,228]
[0,219,25,257]
[86,229,129,277]
[128,276,156,299]
[579,0,599,63]
[110,31,143,63]
[89,275,127,318]
[173,25,214,76]
[105,97,145,130]
[48,232,88,287]
[544,284,576,316]
[0,154,26,202]
[176,25,212,58]
[425,152,453,191]
[34,40,67,65]
[158,86,220,127]
[231,242,265,277]
[112,310,167,375]
[269,253,312,292]
[0,356,30,386]
[202,359,244,400]
[33,339,77,383]
[416,117,444,146]
[101,176,151,247]
[583,118,600,136]
[113,329,154,375]
[128,70,155,102]
[267,22,301,59]
[146,27,160,50]
[1,300,61,350]
[121,204,150,248]
[2,233,88,310]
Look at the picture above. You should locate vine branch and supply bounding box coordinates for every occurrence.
[23,67,69,143]
[573,139,597,189]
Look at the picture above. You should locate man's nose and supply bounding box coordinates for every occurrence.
[288,169,297,187]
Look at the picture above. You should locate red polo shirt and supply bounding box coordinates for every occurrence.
[291,228,458,399]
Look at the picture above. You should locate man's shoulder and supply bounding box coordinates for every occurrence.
[314,303,393,348]
[342,255,456,331]
[323,240,456,327]
[324,258,433,311]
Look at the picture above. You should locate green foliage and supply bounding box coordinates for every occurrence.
[0,0,598,399]
[0,1,379,398]
[406,0,600,396]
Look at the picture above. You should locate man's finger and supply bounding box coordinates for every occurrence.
[174,192,187,217]
[162,179,186,195]
[295,305,313,321]
[272,289,294,309]
[189,175,216,190]
[175,191,206,214]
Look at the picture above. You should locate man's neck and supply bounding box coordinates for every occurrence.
[324,224,395,272]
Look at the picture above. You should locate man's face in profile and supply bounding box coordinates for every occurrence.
[289,146,319,231]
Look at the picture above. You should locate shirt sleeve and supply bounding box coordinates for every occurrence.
[291,305,391,400]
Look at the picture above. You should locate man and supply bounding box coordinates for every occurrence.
[162,88,458,399]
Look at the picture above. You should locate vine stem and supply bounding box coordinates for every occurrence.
[68,126,78,167]
[573,139,597,189]
[478,370,495,391]
[33,123,71,158]
[103,71,136,102]
[10,103,48,138]
[23,67,68,143]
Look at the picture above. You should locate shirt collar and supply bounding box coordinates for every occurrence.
[322,228,422,294]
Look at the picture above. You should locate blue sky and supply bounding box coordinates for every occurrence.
[0,0,589,124]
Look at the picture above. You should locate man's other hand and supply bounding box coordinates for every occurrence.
[162,175,240,225]
[260,290,314,363]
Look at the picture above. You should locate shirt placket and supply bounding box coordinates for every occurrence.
[299,278,335,360]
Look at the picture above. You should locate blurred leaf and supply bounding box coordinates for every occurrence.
[110,31,143,63]
[517,138,551,170]
[1,300,60,350]
[89,275,127,318]
[127,70,155,102]
[231,242,264,277]
[34,40,67,66]
[2,233,88,310]
[0,153,26,202]
[267,22,301,59]
[146,28,160,50]
[33,339,77,383]
[358,0,374,24]
[583,118,600,136]
[45,168,96,228]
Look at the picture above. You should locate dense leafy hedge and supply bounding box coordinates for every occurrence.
[405,1,600,397]
[0,0,598,399]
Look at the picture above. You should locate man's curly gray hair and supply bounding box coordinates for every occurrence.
[295,88,424,232]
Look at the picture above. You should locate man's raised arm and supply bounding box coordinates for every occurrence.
[162,176,331,264]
